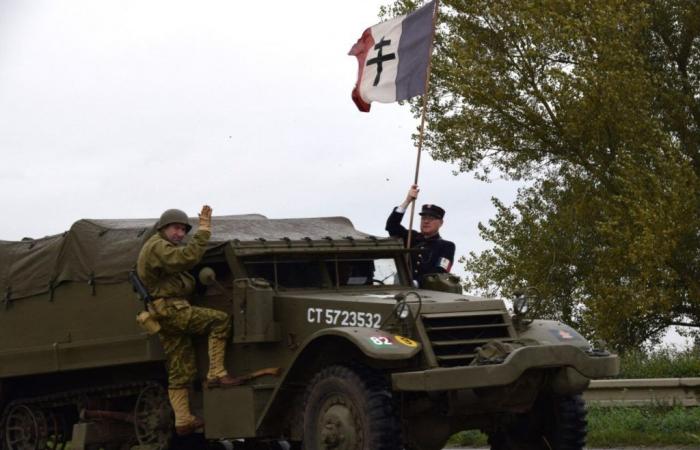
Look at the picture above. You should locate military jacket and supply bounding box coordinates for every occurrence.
[386,208,455,284]
[136,229,211,299]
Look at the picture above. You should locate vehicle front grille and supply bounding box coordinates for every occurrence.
[421,312,513,367]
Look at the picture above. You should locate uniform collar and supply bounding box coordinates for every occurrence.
[422,232,441,241]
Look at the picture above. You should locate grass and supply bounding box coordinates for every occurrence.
[587,405,700,446]
[447,429,488,447]
[446,405,700,448]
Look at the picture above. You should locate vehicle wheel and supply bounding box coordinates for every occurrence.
[302,365,401,450]
[488,394,587,450]
[268,441,290,450]
[235,439,291,450]
[3,404,46,450]
[133,384,173,450]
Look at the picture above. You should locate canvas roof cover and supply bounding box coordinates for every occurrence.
[0,214,379,302]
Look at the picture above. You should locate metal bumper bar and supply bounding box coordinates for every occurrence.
[391,344,619,392]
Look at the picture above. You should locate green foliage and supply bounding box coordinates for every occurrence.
[464,150,699,347]
[618,346,700,378]
[447,429,488,446]
[587,405,700,446]
[386,0,700,350]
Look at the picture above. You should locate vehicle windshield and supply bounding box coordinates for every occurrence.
[242,254,404,289]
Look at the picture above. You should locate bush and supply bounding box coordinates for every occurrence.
[618,346,700,378]
[447,406,700,448]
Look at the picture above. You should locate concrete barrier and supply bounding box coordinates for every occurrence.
[584,377,700,406]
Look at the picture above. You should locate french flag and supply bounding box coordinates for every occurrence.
[348,1,436,112]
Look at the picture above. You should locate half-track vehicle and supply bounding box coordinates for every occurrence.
[0,214,618,450]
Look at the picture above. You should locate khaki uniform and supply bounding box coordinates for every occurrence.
[137,229,231,388]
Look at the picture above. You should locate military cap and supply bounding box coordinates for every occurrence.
[419,204,445,219]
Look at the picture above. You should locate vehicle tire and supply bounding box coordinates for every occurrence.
[133,383,172,450]
[302,365,401,450]
[236,440,290,450]
[488,394,587,450]
[3,403,44,450]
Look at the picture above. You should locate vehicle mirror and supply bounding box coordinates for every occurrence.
[513,292,529,315]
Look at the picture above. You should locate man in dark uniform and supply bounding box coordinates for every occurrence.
[386,184,455,285]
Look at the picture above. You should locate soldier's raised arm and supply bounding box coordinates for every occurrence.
[153,205,213,273]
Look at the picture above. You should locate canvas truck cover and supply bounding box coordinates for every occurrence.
[0,214,383,303]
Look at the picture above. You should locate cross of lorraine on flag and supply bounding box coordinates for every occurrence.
[348,1,436,112]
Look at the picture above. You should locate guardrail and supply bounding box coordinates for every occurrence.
[584,378,700,406]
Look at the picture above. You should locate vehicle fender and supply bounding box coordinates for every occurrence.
[301,327,422,361]
[518,319,591,349]
[255,327,421,436]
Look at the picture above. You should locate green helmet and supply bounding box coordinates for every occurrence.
[156,209,192,232]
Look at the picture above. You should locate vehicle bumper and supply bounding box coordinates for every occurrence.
[391,344,619,392]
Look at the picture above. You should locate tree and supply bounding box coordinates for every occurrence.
[386,0,700,349]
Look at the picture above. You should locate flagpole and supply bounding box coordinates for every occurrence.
[406,0,439,251]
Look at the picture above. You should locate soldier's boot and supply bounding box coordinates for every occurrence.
[205,337,244,388]
[168,388,204,435]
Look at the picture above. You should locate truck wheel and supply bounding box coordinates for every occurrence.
[302,365,401,450]
[488,394,587,450]
[3,404,46,450]
[133,384,173,450]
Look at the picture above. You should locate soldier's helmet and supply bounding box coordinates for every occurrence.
[156,209,192,233]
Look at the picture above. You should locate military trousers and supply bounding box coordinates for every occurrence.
[153,298,231,388]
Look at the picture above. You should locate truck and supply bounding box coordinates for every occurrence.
[0,214,618,450]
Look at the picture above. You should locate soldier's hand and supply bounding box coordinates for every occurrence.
[199,205,213,232]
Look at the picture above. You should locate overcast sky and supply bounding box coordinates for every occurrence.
[0,0,520,272]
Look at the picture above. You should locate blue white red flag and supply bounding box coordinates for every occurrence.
[348,1,435,112]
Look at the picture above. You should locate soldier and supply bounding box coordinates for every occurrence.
[137,205,241,436]
[386,184,455,285]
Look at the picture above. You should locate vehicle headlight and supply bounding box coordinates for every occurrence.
[396,301,410,320]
